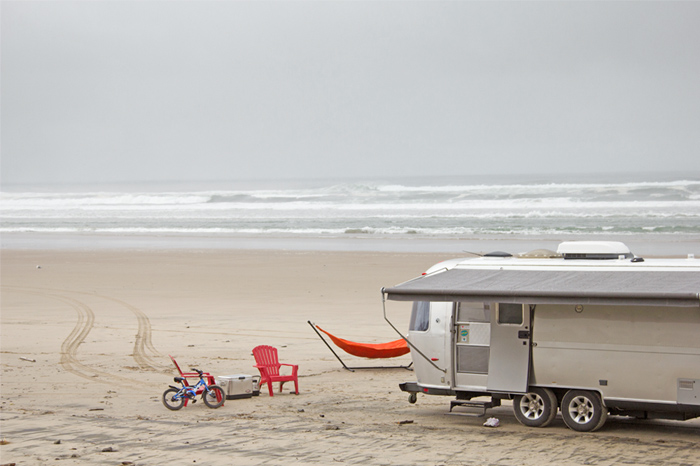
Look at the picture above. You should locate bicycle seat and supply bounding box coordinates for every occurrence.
[174,377,186,383]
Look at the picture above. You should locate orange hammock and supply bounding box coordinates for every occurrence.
[314,325,410,359]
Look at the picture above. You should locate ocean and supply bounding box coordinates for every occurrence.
[2,173,700,254]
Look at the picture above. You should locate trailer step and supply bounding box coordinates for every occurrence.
[446,400,494,417]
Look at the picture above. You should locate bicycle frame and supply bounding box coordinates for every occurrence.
[169,376,212,406]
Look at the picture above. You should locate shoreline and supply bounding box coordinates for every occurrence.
[2,231,699,257]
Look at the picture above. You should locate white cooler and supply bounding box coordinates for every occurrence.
[217,374,259,400]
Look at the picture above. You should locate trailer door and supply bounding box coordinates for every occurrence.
[407,301,451,388]
[454,302,491,389]
[486,303,531,393]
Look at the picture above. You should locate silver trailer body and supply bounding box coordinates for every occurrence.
[382,242,700,431]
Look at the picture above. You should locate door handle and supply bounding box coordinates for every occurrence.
[518,330,530,339]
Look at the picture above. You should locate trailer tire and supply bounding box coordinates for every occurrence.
[408,392,417,404]
[561,390,607,432]
[513,387,558,427]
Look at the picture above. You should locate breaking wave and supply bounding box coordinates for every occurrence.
[2,178,699,238]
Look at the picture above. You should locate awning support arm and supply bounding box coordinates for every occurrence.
[382,288,446,374]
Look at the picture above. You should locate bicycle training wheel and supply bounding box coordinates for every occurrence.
[162,388,185,410]
[202,385,225,408]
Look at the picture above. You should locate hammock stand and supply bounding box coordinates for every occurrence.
[307,320,413,372]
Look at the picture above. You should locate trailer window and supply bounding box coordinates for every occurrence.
[458,302,490,323]
[497,303,523,325]
[409,301,430,332]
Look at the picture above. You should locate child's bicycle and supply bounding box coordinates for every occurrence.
[162,368,225,410]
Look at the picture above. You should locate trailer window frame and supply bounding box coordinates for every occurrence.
[457,302,490,323]
[409,301,431,332]
[497,303,524,326]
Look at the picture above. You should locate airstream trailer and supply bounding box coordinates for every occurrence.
[381,241,700,432]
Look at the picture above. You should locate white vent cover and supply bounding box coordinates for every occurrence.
[557,241,632,257]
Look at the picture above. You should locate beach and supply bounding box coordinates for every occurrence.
[1,245,699,466]
[4,0,700,462]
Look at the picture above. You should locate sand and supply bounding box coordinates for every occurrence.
[1,248,699,466]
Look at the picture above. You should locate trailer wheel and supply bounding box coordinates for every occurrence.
[408,392,417,404]
[513,387,558,427]
[561,390,608,432]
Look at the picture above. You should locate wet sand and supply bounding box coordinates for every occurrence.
[1,248,699,465]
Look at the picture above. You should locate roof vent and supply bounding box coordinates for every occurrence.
[557,241,633,260]
[483,251,513,258]
[516,249,561,259]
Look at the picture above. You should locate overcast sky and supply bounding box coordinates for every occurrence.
[2,1,699,186]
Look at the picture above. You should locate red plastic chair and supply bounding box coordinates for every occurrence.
[252,345,299,396]
[169,355,219,406]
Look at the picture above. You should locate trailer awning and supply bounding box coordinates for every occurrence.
[383,269,700,307]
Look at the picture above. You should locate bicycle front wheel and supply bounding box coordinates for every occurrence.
[162,388,185,410]
[202,385,225,408]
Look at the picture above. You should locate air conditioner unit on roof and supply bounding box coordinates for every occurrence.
[556,241,633,260]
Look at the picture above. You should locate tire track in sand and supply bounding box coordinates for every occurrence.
[3,287,168,386]
[90,293,168,372]
[6,288,132,385]
[55,293,96,378]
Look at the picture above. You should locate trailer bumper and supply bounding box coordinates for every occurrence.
[399,381,455,397]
